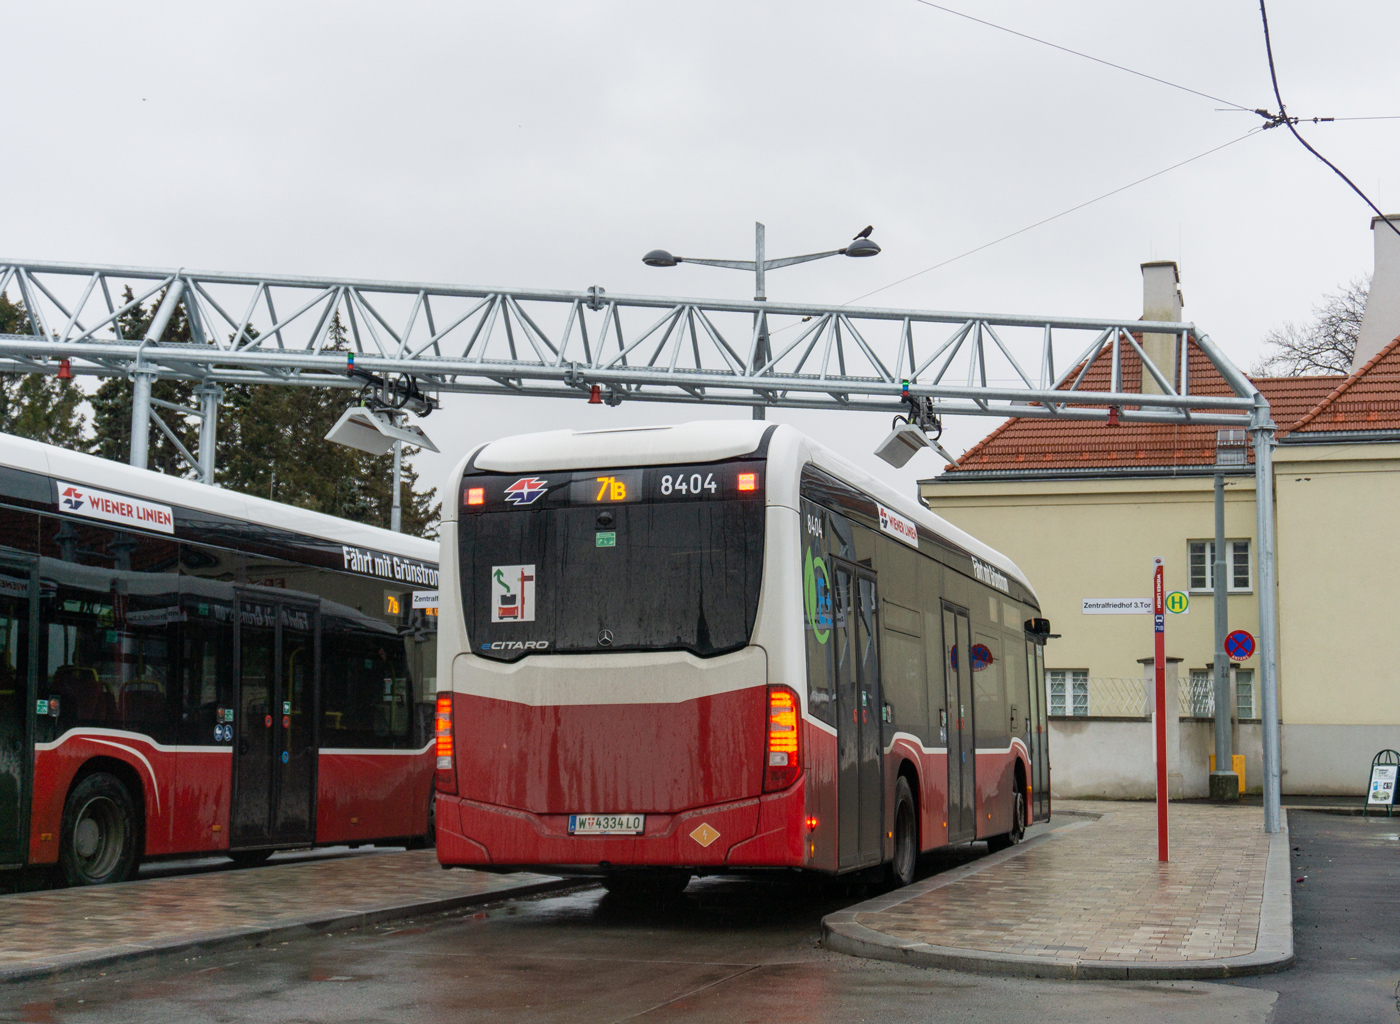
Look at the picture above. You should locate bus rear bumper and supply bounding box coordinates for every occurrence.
[436,779,807,870]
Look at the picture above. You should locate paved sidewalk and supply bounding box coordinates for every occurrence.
[824,801,1293,979]
[0,851,566,984]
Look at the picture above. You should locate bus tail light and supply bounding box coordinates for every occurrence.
[435,693,457,794]
[764,685,802,792]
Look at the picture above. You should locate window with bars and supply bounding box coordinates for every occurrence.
[1047,670,1088,717]
[1187,669,1214,717]
[1236,669,1255,719]
[1188,540,1253,592]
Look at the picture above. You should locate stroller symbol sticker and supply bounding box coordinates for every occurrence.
[491,565,537,623]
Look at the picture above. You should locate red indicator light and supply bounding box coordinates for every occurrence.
[737,472,756,492]
[805,816,818,831]
[435,693,457,794]
[466,487,485,506]
[764,685,802,792]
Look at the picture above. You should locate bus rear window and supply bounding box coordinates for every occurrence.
[459,462,765,661]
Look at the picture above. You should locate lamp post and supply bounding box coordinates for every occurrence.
[643,221,880,419]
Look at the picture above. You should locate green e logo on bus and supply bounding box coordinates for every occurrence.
[804,548,832,644]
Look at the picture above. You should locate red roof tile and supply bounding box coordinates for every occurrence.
[1289,335,1400,433]
[943,332,1342,474]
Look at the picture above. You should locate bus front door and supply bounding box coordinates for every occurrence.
[835,565,883,871]
[0,560,35,868]
[232,597,319,851]
[943,605,976,842]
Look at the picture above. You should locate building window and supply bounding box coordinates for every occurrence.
[1048,670,1088,717]
[1236,669,1255,719]
[1188,540,1252,592]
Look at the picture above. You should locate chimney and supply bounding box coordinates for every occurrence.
[1353,215,1400,372]
[1141,261,1182,394]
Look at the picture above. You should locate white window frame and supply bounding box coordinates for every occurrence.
[1235,669,1255,720]
[1047,669,1088,717]
[1187,539,1253,593]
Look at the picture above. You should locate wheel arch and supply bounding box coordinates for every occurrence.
[896,757,922,846]
[69,756,147,852]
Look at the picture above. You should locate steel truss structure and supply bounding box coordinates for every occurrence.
[0,257,1284,833]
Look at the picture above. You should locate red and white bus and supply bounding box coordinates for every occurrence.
[434,422,1051,892]
[0,434,439,886]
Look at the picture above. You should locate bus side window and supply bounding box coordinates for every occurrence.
[322,618,409,749]
[39,518,181,746]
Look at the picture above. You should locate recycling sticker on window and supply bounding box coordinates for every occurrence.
[491,564,536,623]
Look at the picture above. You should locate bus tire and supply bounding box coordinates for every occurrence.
[986,786,1026,854]
[59,772,141,887]
[888,776,918,888]
[600,869,691,900]
[408,793,437,850]
[228,849,274,868]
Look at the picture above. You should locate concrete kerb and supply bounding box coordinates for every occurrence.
[821,812,1295,981]
[0,875,578,986]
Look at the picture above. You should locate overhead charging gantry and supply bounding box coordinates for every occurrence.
[0,256,1285,834]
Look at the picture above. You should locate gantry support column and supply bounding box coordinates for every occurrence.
[129,280,185,470]
[1252,397,1282,832]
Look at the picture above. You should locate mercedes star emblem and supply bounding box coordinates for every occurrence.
[598,629,614,647]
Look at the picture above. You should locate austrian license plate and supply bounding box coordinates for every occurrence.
[568,814,644,835]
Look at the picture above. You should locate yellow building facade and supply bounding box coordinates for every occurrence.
[921,332,1400,797]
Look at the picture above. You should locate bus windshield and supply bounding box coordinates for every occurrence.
[459,461,766,662]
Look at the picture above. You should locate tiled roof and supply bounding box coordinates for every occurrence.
[942,332,1345,475]
[1288,335,1400,433]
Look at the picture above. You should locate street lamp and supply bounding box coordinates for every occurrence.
[643,221,880,418]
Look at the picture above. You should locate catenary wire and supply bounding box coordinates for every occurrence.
[907,0,1255,111]
[1258,0,1400,239]
[845,130,1262,306]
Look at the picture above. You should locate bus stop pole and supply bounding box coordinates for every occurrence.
[1153,556,1168,860]
[1252,399,1282,833]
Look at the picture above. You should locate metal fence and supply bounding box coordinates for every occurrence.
[1047,675,1237,719]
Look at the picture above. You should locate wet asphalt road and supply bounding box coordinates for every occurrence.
[1,812,1393,1023]
[1226,810,1400,1023]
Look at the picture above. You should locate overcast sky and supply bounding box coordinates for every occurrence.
[5,1,1398,497]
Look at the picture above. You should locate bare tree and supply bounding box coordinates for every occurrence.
[1251,276,1369,377]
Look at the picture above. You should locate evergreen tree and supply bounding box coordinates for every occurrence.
[89,287,199,473]
[0,293,87,446]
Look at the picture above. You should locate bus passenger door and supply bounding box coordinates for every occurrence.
[1030,640,1049,820]
[232,597,319,850]
[943,605,976,842]
[835,564,883,870]
[0,560,35,867]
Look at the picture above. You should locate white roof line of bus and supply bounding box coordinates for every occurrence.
[797,434,1037,602]
[0,432,437,560]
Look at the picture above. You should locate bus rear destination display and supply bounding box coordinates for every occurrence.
[463,461,765,511]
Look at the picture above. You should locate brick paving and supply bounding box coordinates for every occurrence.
[0,851,556,970]
[855,801,1271,962]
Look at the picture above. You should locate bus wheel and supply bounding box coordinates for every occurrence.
[228,849,274,868]
[600,869,691,900]
[409,794,437,850]
[889,776,918,888]
[59,773,140,887]
[987,787,1026,853]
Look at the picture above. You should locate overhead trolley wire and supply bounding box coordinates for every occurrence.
[846,130,1262,305]
[1257,0,1400,239]
[907,0,1255,111]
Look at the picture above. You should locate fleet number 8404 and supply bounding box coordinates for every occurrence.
[660,472,717,496]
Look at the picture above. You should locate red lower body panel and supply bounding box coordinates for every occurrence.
[437,779,806,869]
[315,750,433,844]
[29,731,431,865]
